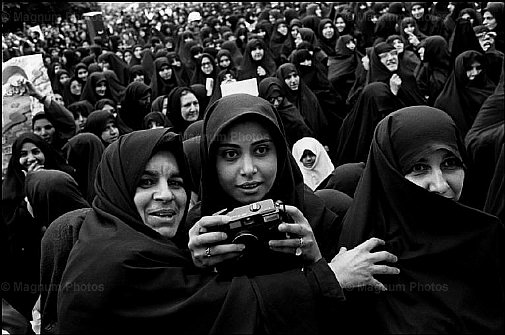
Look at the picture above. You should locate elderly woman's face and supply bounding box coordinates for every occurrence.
[404,148,464,201]
[134,150,187,238]
[180,92,200,121]
[284,71,300,91]
[215,120,277,204]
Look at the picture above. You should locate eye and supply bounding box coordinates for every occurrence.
[32,149,41,155]
[168,179,185,188]
[441,157,463,170]
[20,151,28,158]
[409,163,430,174]
[221,149,238,160]
[138,176,156,188]
[254,145,270,156]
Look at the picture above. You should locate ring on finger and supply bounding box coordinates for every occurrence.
[299,238,304,248]
[205,247,212,258]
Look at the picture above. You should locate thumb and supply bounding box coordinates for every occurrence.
[338,246,347,254]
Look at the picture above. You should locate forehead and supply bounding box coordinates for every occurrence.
[144,150,180,173]
[21,141,40,151]
[219,119,273,143]
[181,92,197,103]
[379,50,397,57]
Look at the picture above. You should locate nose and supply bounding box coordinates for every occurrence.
[427,169,450,195]
[154,181,175,202]
[470,68,478,76]
[240,154,257,177]
[26,153,36,163]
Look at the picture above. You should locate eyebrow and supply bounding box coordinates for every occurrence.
[218,139,273,148]
[141,170,182,178]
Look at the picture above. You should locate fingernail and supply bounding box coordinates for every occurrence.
[238,244,246,251]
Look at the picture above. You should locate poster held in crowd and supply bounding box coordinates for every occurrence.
[2,53,52,177]
[221,78,259,97]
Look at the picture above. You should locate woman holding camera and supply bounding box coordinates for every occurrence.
[184,94,400,331]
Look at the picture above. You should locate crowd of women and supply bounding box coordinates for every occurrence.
[2,2,504,334]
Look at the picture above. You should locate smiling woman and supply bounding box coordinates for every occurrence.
[337,106,505,333]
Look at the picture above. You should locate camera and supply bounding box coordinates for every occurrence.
[209,199,288,248]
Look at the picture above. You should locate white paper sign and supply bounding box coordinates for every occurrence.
[220,78,258,97]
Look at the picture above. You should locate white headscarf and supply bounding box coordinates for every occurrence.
[292,137,335,190]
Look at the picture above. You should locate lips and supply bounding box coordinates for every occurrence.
[238,182,262,190]
[148,208,177,217]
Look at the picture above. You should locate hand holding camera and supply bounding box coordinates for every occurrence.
[188,200,322,268]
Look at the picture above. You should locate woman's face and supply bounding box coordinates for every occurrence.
[295,32,303,46]
[101,120,119,144]
[70,80,82,95]
[251,46,264,61]
[335,17,346,33]
[322,23,334,39]
[404,148,464,201]
[404,23,415,35]
[346,40,356,51]
[466,60,482,80]
[277,23,288,36]
[134,73,145,83]
[74,113,87,132]
[392,39,404,53]
[284,71,300,91]
[301,150,316,168]
[483,11,497,30]
[159,65,173,80]
[411,4,424,20]
[115,51,124,60]
[461,13,474,25]
[19,142,45,170]
[222,73,237,84]
[215,120,277,204]
[99,61,110,71]
[134,150,187,238]
[95,81,107,96]
[219,56,231,69]
[124,52,133,64]
[291,26,299,39]
[200,57,214,75]
[77,68,88,82]
[134,47,142,58]
[180,92,199,121]
[59,73,70,85]
[54,93,65,106]
[33,118,55,144]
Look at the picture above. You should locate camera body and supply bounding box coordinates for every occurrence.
[209,199,287,247]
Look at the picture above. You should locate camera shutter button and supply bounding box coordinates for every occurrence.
[250,203,261,212]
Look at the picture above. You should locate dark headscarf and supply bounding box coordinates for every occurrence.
[317,19,339,57]
[167,86,200,134]
[84,110,117,146]
[332,82,404,166]
[2,133,75,204]
[374,13,399,44]
[337,106,504,333]
[150,57,181,99]
[142,111,173,130]
[102,70,127,103]
[258,77,314,148]
[238,39,276,81]
[434,50,496,135]
[67,100,93,122]
[464,71,504,213]
[221,40,243,66]
[51,69,70,95]
[80,72,112,105]
[190,53,217,87]
[119,81,152,131]
[57,128,340,334]
[215,48,236,71]
[276,63,329,146]
[25,170,89,229]
[62,133,105,204]
[269,19,291,65]
[129,64,149,85]
[368,42,426,105]
[328,35,361,99]
[61,76,82,107]
[415,35,451,105]
[191,94,341,261]
[97,52,130,86]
